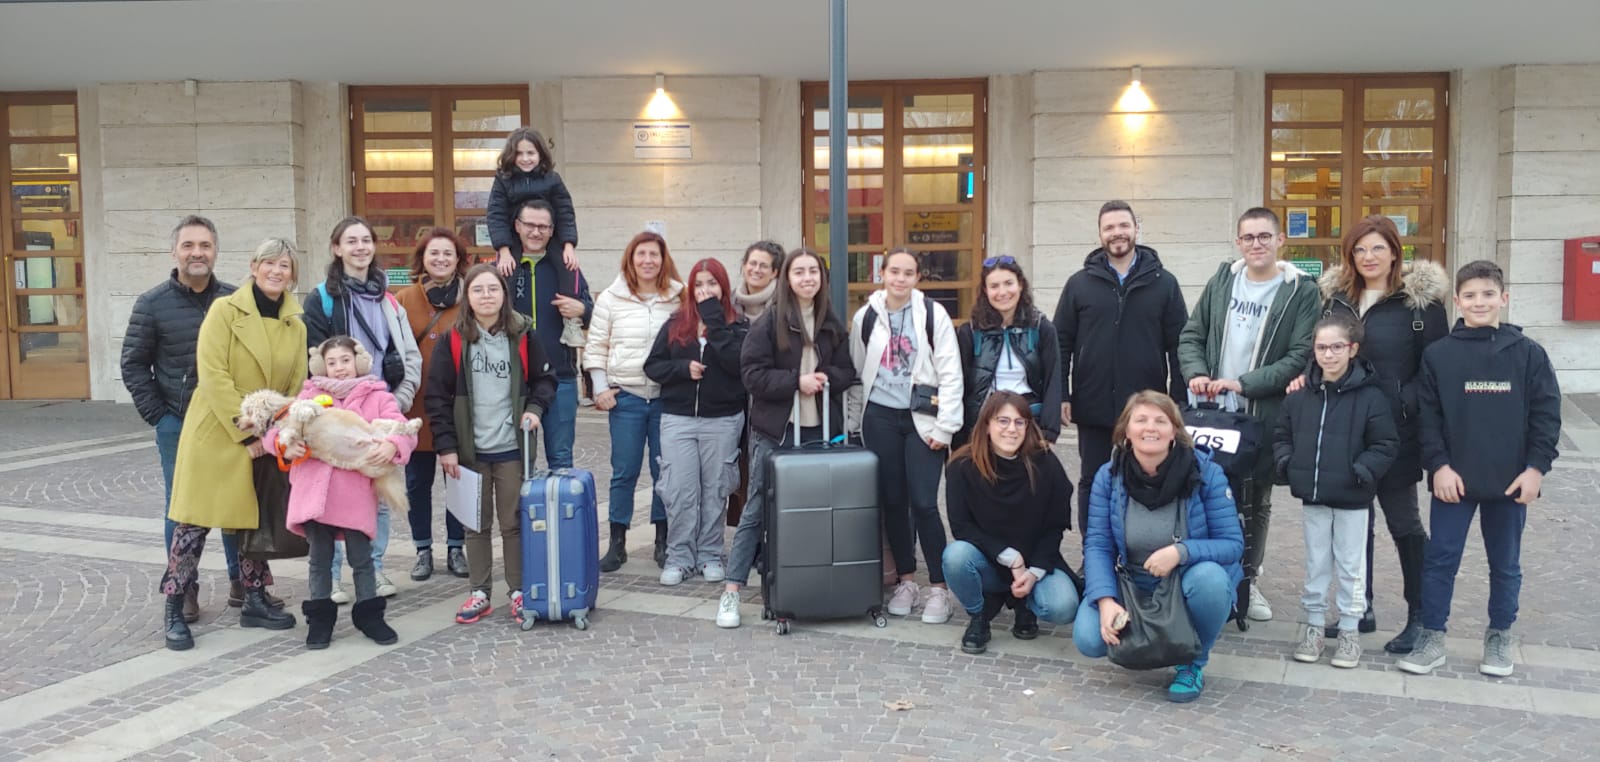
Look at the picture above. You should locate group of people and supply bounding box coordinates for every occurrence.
[120,125,1559,705]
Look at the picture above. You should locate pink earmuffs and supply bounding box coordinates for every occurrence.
[307,338,375,377]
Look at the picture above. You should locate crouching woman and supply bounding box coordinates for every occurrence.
[1073,390,1243,704]
[940,392,1079,655]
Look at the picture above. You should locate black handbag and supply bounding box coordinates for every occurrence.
[1181,400,1263,481]
[1106,507,1202,670]
[910,383,940,416]
[237,457,309,561]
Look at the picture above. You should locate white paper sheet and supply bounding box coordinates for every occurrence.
[444,470,483,533]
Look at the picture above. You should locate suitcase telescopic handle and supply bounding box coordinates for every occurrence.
[522,421,540,481]
[791,378,831,446]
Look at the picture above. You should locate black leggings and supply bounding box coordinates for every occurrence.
[863,403,948,584]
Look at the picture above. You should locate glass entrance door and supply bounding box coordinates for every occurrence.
[1,93,87,400]
[802,80,987,320]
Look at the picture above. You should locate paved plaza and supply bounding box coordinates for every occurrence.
[3,399,1600,760]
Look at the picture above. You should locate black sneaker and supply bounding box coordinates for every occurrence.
[961,616,993,655]
[446,546,469,578]
[410,550,434,582]
[1011,606,1039,640]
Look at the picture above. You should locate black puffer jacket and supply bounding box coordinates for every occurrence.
[1053,246,1188,428]
[487,168,578,253]
[1273,356,1400,510]
[741,307,856,443]
[119,270,236,425]
[644,298,750,419]
[956,314,1062,442]
[1319,260,1449,489]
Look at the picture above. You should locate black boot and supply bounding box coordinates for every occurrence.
[164,593,194,651]
[239,587,297,630]
[1386,611,1425,654]
[600,523,628,573]
[1010,597,1039,640]
[653,521,668,569]
[1385,534,1428,654]
[303,599,337,650]
[961,595,1006,654]
[351,597,398,645]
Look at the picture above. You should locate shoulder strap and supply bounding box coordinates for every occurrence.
[923,296,936,349]
[449,330,462,375]
[314,283,331,316]
[518,332,530,381]
[861,305,878,348]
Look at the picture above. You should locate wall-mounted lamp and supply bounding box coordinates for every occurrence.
[1131,66,1142,87]
[646,72,680,120]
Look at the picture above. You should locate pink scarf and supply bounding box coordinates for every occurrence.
[310,376,365,400]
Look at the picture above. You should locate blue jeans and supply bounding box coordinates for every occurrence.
[606,391,665,527]
[333,503,391,580]
[406,450,463,550]
[157,414,240,580]
[940,540,1079,624]
[542,377,578,469]
[1072,561,1232,668]
[1422,496,1526,632]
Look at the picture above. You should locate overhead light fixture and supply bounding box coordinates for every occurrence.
[1131,66,1142,87]
[646,73,679,120]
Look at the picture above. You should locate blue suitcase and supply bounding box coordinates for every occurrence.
[518,429,600,630]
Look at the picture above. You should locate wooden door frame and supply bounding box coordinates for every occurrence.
[800,78,988,319]
[1263,72,1450,264]
[349,85,530,277]
[1,91,86,400]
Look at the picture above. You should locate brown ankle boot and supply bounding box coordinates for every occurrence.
[182,588,200,624]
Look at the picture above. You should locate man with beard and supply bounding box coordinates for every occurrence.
[1052,200,1188,533]
[121,215,265,622]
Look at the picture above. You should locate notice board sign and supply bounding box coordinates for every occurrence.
[634,122,691,159]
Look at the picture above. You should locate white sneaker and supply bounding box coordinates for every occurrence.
[659,566,689,586]
[887,580,919,617]
[375,572,398,598]
[920,587,954,624]
[330,585,352,605]
[1247,584,1273,622]
[701,562,726,583]
[716,590,742,628]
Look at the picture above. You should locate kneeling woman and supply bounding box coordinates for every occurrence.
[1073,391,1243,704]
[941,392,1078,655]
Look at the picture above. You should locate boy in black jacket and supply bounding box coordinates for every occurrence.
[1274,314,1399,669]
[1398,260,1561,678]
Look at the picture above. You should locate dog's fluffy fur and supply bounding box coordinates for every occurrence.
[237,389,421,513]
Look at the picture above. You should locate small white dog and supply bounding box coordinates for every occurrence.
[236,388,421,513]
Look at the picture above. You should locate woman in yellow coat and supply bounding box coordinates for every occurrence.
[161,238,307,651]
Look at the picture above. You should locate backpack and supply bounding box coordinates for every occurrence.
[861,296,936,350]
[970,321,1040,358]
[448,329,532,381]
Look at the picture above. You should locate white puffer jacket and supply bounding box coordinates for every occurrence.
[584,275,684,398]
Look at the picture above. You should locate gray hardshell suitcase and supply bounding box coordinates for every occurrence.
[761,384,888,634]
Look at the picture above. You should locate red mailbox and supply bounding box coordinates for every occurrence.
[1563,236,1600,321]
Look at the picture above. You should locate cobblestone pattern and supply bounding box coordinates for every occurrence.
[124,608,1600,761]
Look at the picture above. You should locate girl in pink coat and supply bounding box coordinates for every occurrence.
[265,336,417,650]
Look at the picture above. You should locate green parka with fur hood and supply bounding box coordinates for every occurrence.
[1178,258,1322,481]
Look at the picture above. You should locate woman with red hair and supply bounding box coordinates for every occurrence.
[585,232,684,571]
[644,258,749,585]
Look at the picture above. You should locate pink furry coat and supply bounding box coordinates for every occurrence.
[262,378,417,539]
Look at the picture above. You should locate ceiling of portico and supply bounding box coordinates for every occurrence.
[1,0,1596,89]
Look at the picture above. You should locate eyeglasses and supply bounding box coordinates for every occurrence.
[746,261,773,272]
[1314,342,1352,355]
[983,255,1016,268]
[1237,233,1277,245]
[992,416,1029,430]
[516,220,553,233]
